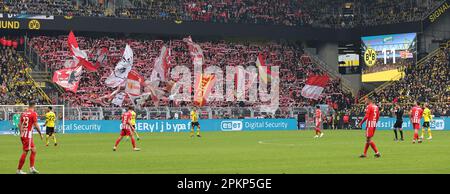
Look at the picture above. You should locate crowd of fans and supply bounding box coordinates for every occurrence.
[2,37,448,120]
[0,0,444,28]
[0,46,46,105]
[28,35,353,114]
[1,38,448,120]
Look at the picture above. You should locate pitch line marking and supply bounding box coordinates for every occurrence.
[257,139,297,146]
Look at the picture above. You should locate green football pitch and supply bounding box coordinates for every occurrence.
[1,130,450,174]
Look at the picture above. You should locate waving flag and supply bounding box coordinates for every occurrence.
[111,92,126,107]
[301,75,330,100]
[105,44,134,88]
[183,36,204,67]
[91,47,108,70]
[52,65,83,93]
[256,53,272,84]
[150,45,171,82]
[63,58,78,68]
[125,70,144,96]
[129,92,152,107]
[67,31,97,71]
[193,74,216,107]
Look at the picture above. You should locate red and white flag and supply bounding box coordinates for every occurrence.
[91,47,109,70]
[183,36,203,67]
[67,31,98,71]
[301,75,330,100]
[125,70,144,96]
[256,53,272,84]
[150,45,171,82]
[193,74,216,107]
[52,65,84,93]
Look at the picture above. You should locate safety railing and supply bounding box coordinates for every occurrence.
[63,106,310,120]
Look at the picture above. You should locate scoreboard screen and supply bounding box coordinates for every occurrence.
[361,33,417,82]
[338,42,361,74]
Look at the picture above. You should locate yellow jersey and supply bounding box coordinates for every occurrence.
[45,111,56,128]
[190,110,198,122]
[130,111,136,126]
[423,108,432,122]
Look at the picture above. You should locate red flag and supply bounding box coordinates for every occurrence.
[68,31,97,71]
[301,75,330,100]
[52,65,83,93]
[67,31,79,55]
[193,74,216,107]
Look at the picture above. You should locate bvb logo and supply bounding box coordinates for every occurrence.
[28,20,40,30]
[364,48,377,67]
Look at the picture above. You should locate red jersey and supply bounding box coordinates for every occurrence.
[121,111,132,130]
[360,103,380,128]
[343,115,350,123]
[315,109,322,123]
[410,106,423,124]
[20,110,38,139]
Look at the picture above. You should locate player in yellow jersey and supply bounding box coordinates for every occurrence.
[190,107,201,137]
[44,107,57,146]
[421,103,432,140]
[125,107,140,141]
[130,108,140,140]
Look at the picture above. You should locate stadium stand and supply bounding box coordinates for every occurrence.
[0,0,444,28]
[0,0,447,122]
[0,46,48,105]
[27,35,353,112]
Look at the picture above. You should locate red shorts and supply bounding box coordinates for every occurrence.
[21,137,35,151]
[120,129,132,137]
[315,122,321,131]
[412,123,420,130]
[366,127,376,138]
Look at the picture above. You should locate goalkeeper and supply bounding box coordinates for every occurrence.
[11,113,21,136]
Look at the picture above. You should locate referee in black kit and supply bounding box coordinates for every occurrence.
[392,103,404,141]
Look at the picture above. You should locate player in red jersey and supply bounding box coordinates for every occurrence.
[17,102,43,174]
[113,106,140,151]
[358,97,381,158]
[410,101,423,144]
[314,106,324,138]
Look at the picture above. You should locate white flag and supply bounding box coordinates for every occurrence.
[183,36,204,67]
[111,92,126,106]
[150,46,171,82]
[105,44,134,88]
[129,92,152,107]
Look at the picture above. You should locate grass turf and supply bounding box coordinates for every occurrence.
[1,130,449,174]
